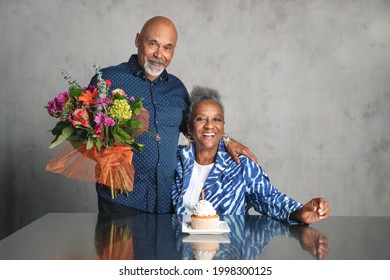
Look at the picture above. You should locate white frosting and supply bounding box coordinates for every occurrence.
[193,200,217,216]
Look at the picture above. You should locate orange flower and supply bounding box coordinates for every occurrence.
[112,88,126,97]
[78,87,98,106]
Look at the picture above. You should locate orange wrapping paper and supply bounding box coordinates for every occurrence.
[100,238,134,260]
[46,143,135,194]
[99,223,134,260]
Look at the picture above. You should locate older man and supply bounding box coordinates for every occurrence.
[90,16,256,214]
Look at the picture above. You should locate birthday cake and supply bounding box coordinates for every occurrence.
[191,200,220,230]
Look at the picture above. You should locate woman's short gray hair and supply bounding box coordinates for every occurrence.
[187,86,224,125]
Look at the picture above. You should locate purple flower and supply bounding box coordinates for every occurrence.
[46,92,70,117]
[103,116,115,127]
[47,100,57,116]
[94,111,105,126]
[96,97,111,107]
[56,92,70,103]
[94,111,115,127]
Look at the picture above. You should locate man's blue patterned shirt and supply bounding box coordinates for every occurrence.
[90,55,189,213]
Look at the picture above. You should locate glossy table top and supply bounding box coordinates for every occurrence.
[0,213,389,260]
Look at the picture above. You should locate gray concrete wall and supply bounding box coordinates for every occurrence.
[1,0,389,239]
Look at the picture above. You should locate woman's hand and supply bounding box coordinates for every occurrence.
[291,225,330,260]
[290,197,331,224]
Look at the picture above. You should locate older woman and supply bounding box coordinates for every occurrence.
[172,86,330,224]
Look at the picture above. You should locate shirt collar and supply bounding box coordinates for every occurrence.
[180,140,230,166]
[128,54,169,81]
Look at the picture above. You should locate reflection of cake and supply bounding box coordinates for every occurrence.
[191,200,220,230]
[192,242,219,260]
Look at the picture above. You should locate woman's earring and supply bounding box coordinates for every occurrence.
[183,133,194,146]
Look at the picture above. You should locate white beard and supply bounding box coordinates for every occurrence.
[144,60,165,77]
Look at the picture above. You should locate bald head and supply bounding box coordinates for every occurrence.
[135,16,178,81]
[140,16,178,41]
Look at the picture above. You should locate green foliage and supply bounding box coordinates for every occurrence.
[130,98,143,115]
[69,87,83,99]
[49,126,75,149]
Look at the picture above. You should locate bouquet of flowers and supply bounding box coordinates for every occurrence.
[45,64,154,197]
[95,217,134,260]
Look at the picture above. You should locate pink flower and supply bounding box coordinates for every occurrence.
[71,108,90,127]
[105,80,111,87]
[94,126,104,138]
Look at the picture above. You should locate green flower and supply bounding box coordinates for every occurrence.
[109,99,132,120]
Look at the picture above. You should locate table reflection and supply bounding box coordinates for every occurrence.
[94,214,329,260]
[95,214,179,260]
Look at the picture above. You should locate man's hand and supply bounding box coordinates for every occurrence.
[226,138,258,163]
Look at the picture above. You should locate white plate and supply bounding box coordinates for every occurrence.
[182,221,230,235]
